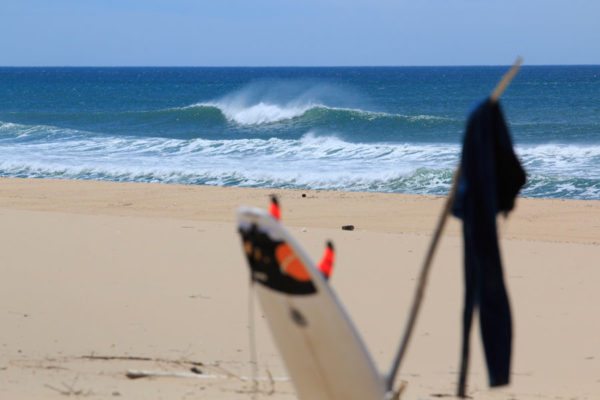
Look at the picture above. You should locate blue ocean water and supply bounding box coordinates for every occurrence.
[0,66,599,199]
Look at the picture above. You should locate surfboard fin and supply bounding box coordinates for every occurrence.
[318,241,335,279]
[269,195,281,220]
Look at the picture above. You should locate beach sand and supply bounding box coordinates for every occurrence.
[1,177,599,399]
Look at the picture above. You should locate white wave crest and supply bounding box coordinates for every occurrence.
[185,79,378,125]
[196,101,315,125]
[181,80,452,126]
[186,101,450,126]
[188,80,333,125]
[0,121,86,140]
[0,121,18,130]
[517,144,600,179]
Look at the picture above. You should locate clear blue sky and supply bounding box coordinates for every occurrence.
[1,0,599,66]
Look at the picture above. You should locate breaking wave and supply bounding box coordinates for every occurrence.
[1,120,598,199]
[182,102,450,127]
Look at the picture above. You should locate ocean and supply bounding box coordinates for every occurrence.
[0,66,598,199]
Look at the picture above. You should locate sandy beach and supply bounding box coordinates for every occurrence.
[1,177,599,400]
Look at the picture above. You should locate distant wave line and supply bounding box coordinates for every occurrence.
[181,102,452,126]
[2,103,453,131]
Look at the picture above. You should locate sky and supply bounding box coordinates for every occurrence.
[1,0,599,67]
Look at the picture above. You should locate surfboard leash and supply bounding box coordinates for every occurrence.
[248,279,259,398]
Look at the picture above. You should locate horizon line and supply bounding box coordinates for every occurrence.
[1,63,599,69]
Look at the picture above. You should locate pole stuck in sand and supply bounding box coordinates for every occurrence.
[385,57,523,393]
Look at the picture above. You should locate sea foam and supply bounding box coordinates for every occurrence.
[193,101,314,125]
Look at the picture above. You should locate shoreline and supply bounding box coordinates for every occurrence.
[1,177,599,243]
[1,176,599,399]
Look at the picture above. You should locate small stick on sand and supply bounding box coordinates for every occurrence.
[125,369,290,382]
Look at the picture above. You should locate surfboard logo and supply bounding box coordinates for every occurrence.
[240,226,317,295]
[289,307,308,327]
[275,244,312,282]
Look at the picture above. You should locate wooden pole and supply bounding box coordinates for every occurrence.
[385,57,523,394]
[490,57,523,103]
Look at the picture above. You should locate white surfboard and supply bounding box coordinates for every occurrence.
[237,207,386,400]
